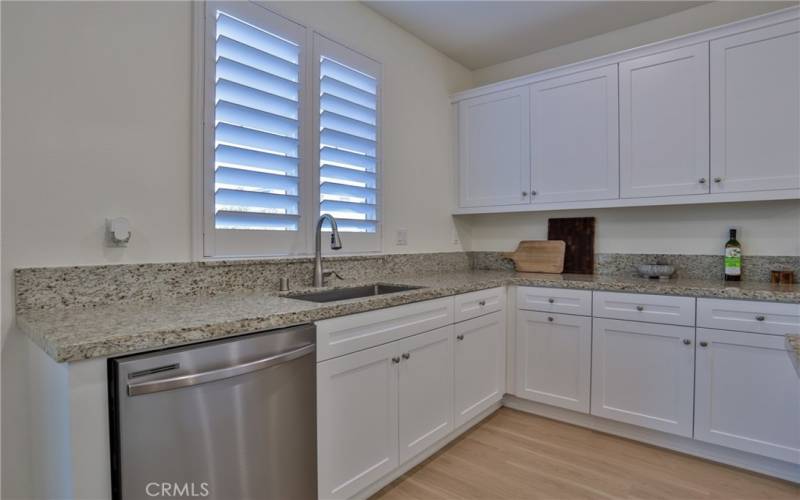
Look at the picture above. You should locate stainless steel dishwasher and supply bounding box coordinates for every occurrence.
[108,324,316,500]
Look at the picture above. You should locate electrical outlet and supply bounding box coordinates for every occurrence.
[396,229,408,246]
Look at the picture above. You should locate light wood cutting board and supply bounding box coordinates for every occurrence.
[504,240,566,273]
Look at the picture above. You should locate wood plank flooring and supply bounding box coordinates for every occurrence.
[372,408,799,500]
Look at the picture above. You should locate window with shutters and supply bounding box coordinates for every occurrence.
[199,2,381,257]
[315,34,381,252]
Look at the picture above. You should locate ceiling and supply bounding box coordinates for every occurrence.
[363,1,707,69]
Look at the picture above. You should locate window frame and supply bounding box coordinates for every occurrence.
[193,1,382,260]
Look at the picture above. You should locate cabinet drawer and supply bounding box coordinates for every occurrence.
[454,287,505,323]
[316,297,454,361]
[697,298,800,335]
[517,287,592,316]
[593,291,695,326]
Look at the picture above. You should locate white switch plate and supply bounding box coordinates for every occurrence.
[396,229,408,246]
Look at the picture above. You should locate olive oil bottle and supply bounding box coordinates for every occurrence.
[724,229,742,282]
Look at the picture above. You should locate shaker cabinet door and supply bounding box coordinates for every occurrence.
[530,65,619,203]
[619,43,710,198]
[458,88,531,207]
[710,20,800,193]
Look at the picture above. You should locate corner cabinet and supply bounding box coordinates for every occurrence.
[457,88,531,208]
[452,8,800,214]
[530,64,619,203]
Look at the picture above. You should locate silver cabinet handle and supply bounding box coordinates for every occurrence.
[478,300,486,306]
[683,339,692,345]
[127,343,315,396]
[755,315,766,321]
[713,177,722,183]
[456,334,464,341]
[392,356,401,364]
[548,298,555,304]
[636,305,644,311]
[699,341,708,347]
[402,353,410,360]
[698,177,707,184]
[547,316,554,322]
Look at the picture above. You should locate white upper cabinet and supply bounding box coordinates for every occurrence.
[458,87,531,207]
[530,65,619,203]
[710,20,800,193]
[619,44,710,198]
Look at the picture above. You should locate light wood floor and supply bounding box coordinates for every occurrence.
[372,408,799,500]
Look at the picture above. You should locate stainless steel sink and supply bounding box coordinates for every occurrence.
[286,283,424,303]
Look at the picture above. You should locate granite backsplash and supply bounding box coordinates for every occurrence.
[15,251,799,313]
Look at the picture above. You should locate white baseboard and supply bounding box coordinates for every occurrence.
[355,402,503,499]
[503,396,800,484]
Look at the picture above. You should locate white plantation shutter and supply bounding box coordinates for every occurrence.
[213,11,301,231]
[203,2,309,257]
[315,35,381,249]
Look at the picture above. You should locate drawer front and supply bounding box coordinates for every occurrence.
[697,298,800,335]
[454,287,505,323]
[316,297,455,361]
[517,287,592,316]
[593,291,695,326]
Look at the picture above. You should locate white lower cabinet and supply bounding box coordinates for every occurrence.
[694,328,800,463]
[515,311,591,413]
[317,341,400,500]
[317,325,455,499]
[454,311,506,427]
[591,318,695,437]
[397,326,454,464]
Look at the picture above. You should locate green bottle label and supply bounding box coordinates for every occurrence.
[725,247,741,275]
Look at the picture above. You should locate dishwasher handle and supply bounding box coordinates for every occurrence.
[127,342,315,396]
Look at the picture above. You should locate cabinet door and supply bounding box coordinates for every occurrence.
[530,65,619,203]
[515,311,591,413]
[591,318,695,437]
[454,311,506,427]
[695,328,800,463]
[620,43,710,198]
[397,326,454,464]
[317,342,398,499]
[458,88,531,207]
[710,20,800,193]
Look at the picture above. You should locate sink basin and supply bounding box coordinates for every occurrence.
[287,284,424,303]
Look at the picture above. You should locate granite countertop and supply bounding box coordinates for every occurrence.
[17,270,800,363]
[787,335,800,378]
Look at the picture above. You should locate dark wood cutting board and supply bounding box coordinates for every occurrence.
[547,217,595,274]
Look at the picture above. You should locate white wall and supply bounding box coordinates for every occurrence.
[462,201,800,256]
[465,1,800,256]
[0,2,472,498]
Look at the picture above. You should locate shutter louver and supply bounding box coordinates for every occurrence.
[319,57,378,233]
[213,11,301,231]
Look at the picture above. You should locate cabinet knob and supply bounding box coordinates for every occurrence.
[478,300,486,306]
[547,316,554,322]
[521,191,528,197]
[402,353,410,360]
[531,190,537,196]
[636,305,644,312]
[548,298,555,304]
[456,334,464,341]
[713,177,722,183]
[392,356,400,364]
[698,177,707,184]
[699,341,708,347]
[755,315,766,322]
[683,339,692,345]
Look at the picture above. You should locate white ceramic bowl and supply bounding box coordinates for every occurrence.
[637,264,675,279]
